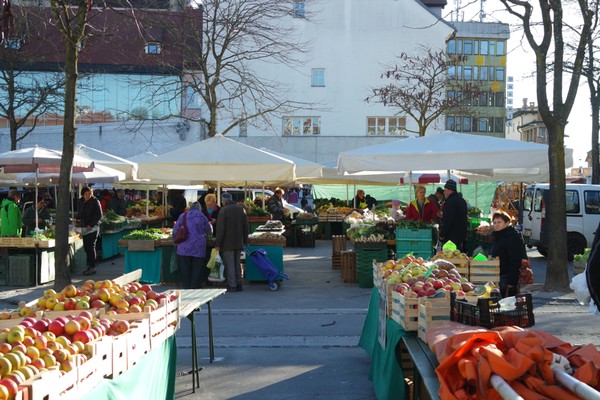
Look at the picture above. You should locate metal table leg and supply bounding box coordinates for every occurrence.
[187,309,201,392]
[207,301,215,363]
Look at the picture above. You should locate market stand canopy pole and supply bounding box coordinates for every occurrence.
[337,131,573,179]
[137,133,297,187]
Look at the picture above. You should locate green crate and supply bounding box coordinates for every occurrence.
[396,227,432,241]
[396,240,434,260]
[8,254,35,286]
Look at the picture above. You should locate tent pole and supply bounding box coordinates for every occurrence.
[261,182,265,208]
[217,182,221,206]
[34,167,39,233]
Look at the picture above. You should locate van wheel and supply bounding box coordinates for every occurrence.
[567,234,586,262]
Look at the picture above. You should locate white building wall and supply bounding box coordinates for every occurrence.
[224,0,455,137]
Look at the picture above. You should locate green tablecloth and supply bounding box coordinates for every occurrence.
[245,245,284,281]
[87,335,176,399]
[358,287,411,400]
[123,247,163,284]
[101,230,129,259]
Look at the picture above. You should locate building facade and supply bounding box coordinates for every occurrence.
[444,21,510,138]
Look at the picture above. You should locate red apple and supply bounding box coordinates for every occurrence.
[48,320,65,337]
[64,320,81,336]
[139,284,152,293]
[72,330,94,344]
[111,320,130,334]
[0,378,18,399]
[74,316,91,331]
[32,319,49,333]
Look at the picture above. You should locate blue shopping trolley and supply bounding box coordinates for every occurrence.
[248,248,289,291]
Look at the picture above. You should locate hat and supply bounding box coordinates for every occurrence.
[444,179,457,192]
[391,200,401,207]
[436,187,444,195]
[221,192,233,203]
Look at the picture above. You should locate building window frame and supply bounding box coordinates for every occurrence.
[283,116,321,135]
[293,0,305,18]
[145,42,162,55]
[311,68,325,87]
[367,116,406,136]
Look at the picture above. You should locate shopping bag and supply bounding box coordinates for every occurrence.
[207,248,219,270]
[208,263,225,282]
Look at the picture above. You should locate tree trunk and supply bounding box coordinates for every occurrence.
[9,119,18,151]
[54,42,78,291]
[209,106,218,137]
[591,99,599,184]
[543,123,570,291]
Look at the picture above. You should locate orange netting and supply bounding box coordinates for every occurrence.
[426,321,600,400]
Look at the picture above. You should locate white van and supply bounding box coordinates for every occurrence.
[521,183,600,259]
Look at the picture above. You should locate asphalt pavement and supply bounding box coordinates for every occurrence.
[0,241,598,400]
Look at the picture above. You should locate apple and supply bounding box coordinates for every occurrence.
[25,346,40,360]
[90,299,106,309]
[0,343,11,354]
[74,316,91,331]
[45,340,61,351]
[111,320,130,334]
[44,297,58,310]
[139,284,152,293]
[97,288,110,302]
[425,288,437,297]
[6,329,25,345]
[146,291,159,301]
[3,353,22,370]
[42,353,57,368]
[75,300,90,310]
[53,302,66,311]
[129,304,143,313]
[42,331,56,341]
[64,298,77,311]
[32,319,49,333]
[72,330,93,344]
[11,344,26,354]
[0,378,18,399]
[55,335,72,348]
[62,284,78,298]
[108,294,123,307]
[144,299,159,311]
[33,335,48,350]
[0,356,12,376]
[0,312,10,320]
[53,349,70,363]
[432,280,444,290]
[128,296,143,307]
[48,320,65,337]
[31,357,45,370]
[64,320,81,336]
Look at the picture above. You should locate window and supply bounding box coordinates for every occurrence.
[565,190,580,213]
[523,189,533,212]
[446,116,455,130]
[463,40,473,55]
[367,116,406,135]
[497,41,505,55]
[447,40,456,54]
[489,41,496,57]
[495,67,505,81]
[494,116,504,133]
[480,40,488,55]
[480,66,488,81]
[311,68,325,87]
[585,191,600,214]
[457,40,463,54]
[478,117,488,132]
[283,116,320,135]
[462,116,472,132]
[464,66,473,80]
[448,66,457,79]
[185,86,199,108]
[473,66,479,81]
[3,38,22,50]
[293,0,305,18]
[494,92,505,107]
[474,40,479,55]
[145,42,161,54]
[488,67,495,81]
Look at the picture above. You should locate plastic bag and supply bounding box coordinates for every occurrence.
[442,241,457,251]
[207,248,219,270]
[208,262,225,282]
[570,271,591,305]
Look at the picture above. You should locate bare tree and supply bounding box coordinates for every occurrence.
[584,12,600,184]
[0,9,65,150]
[499,0,594,291]
[366,46,481,137]
[185,0,312,137]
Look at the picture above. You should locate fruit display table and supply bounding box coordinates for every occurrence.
[0,236,84,286]
[121,243,163,284]
[244,244,284,282]
[87,335,176,399]
[359,286,412,400]
[290,218,319,247]
[101,228,130,259]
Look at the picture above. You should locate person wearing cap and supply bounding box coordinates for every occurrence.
[440,179,468,251]
[22,198,51,236]
[172,201,213,289]
[390,200,404,222]
[405,185,438,223]
[215,192,249,292]
[267,188,286,221]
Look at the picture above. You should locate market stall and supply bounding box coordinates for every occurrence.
[245,224,287,283]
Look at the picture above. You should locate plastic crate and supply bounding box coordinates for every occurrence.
[354,241,387,250]
[396,240,433,260]
[357,262,374,288]
[396,227,432,240]
[8,254,35,286]
[450,292,534,329]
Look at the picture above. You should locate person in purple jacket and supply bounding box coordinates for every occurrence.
[172,202,213,289]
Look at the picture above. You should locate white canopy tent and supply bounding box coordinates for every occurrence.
[137,134,297,187]
[259,148,322,181]
[74,144,138,181]
[338,131,573,179]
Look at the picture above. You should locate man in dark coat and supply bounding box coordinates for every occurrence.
[215,193,249,292]
[77,187,103,275]
[440,179,468,251]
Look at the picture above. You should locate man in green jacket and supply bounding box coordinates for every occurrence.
[0,190,22,237]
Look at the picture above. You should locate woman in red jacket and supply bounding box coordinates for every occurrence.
[405,185,438,223]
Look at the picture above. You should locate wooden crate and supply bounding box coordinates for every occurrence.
[126,318,151,369]
[417,296,451,344]
[331,254,341,270]
[111,333,129,378]
[469,257,500,285]
[0,237,36,247]
[22,368,61,400]
[391,292,419,331]
[89,335,113,378]
[439,257,469,280]
[128,240,156,252]
[340,251,357,283]
[75,356,105,397]
[332,235,347,255]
